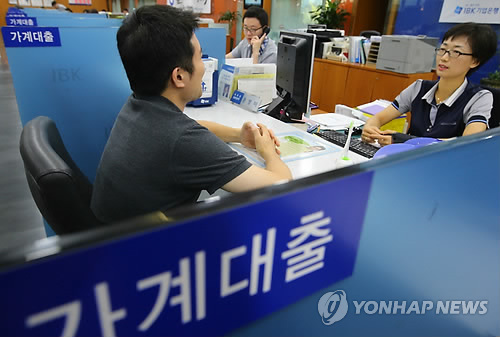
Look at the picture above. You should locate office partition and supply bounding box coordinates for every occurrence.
[195,27,226,72]
[21,8,107,18]
[0,128,498,336]
[21,8,85,15]
[3,26,129,182]
[2,23,230,236]
[34,17,122,27]
[3,26,226,183]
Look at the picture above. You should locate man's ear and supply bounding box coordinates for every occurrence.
[171,67,186,89]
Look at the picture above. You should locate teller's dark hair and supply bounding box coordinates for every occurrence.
[442,23,497,76]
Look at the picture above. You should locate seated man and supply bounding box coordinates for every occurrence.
[226,6,277,64]
[91,5,292,223]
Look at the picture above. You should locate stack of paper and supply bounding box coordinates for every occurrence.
[357,99,391,115]
[309,113,364,130]
[348,36,368,64]
[237,78,275,105]
[357,99,407,132]
[349,36,363,63]
[218,62,277,105]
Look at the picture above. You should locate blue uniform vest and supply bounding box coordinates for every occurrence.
[408,80,483,138]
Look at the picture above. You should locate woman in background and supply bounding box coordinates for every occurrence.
[362,23,497,146]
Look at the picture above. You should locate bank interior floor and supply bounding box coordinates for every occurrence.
[0,63,45,255]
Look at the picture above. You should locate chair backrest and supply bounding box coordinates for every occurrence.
[483,86,500,129]
[19,116,102,235]
[360,30,381,39]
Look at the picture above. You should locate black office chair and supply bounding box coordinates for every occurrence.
[360,30,381,39]
[19,116,102,235]
[482,86,500,129]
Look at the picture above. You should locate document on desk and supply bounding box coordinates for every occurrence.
[237,78,275,106]
[229,131,339,167]
[309,113,364,130]
[357,99,391,115]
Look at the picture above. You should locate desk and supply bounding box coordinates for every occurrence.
[311,58,437,112]
[185,101,369,180]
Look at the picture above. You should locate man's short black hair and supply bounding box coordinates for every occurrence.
[117,5,199,96]
[243,6,268,27]
[51,1,56,6]
[442,22,497,76]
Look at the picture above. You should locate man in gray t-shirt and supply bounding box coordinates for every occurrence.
[226,6,276,64]
[91,5,291,223]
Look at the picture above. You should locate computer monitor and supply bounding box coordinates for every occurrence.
[265,31,316,122]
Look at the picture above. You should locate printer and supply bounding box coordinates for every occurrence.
[376,35,438,74]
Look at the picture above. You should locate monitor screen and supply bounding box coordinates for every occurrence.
[265,31,315,122]
[244,0,263,9]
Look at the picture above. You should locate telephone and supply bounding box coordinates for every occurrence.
[261,27,270,37]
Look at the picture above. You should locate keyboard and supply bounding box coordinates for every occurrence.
[316,130,379,159]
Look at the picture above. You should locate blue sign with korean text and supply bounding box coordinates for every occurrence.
[231,90,245,104]
[6,16,38,26]
[2,27,61,48]
[6,12,27,17]
[0,171,373,336]
[439,0,500,23]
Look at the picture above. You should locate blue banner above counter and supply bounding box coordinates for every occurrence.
[0,171,373,336]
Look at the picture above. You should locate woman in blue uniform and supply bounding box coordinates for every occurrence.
[362,23,497,146]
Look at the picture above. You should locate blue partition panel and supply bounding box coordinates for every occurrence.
[22,8,77,16]
[3,25,227,182]
[0,171,373,336]
[236,132,500,336]
[35,17,122,27]
[22,8,107,18]
[0,129,498,336]
[3,26,130,182]
[196,27,226,72]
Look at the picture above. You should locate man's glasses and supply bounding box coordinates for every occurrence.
[243,26,263,34]
[435,47,473,58]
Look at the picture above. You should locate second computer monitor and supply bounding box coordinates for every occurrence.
[273,30,316,121]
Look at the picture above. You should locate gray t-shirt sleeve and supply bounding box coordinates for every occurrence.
[393,80,423,114]
[171,123,252,194]
[463,89,492,127]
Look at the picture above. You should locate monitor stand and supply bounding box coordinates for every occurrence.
[264,96,304,123]
[264,96,286,120]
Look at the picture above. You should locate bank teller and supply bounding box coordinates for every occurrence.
[225,6,277,64]
[362,23,497,146]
